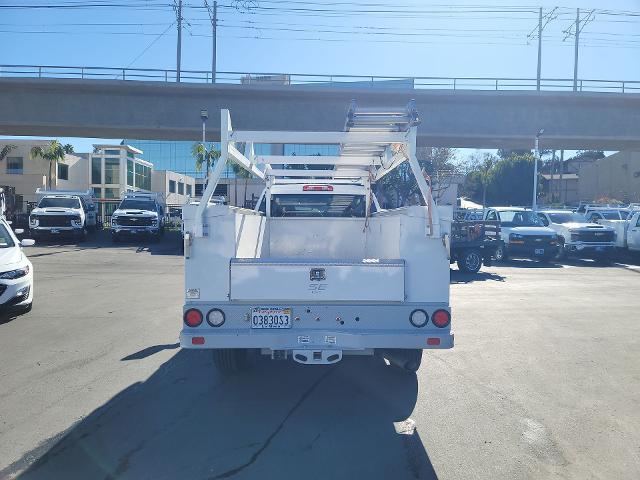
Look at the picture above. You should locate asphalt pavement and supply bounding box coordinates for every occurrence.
[0,232,639,479]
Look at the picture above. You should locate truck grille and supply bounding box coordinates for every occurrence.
[36,215,74,227]
[572,230,614,242]
[523,235,555,245]
[117,216,153,226]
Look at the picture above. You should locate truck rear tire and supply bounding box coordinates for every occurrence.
[493,244,508,262]
[212,349,248,374]
[457,249,482,273]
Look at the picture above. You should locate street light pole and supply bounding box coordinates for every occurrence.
[200,109,209,177]
[533,129,544,210]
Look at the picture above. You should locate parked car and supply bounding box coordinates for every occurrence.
[29,189,97,241]
[537,210,616,260]
[484,207,559,261]
[582,207,629,223]
[450,208,502,273]
[111,192,165,242]
[596,210,640,253]
[0,219,35,316]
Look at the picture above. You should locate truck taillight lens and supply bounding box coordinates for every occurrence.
[207,309,225,327]
[409,309,428,328]
[432,309,451,328]
[184,308,203,327]
[303,185,333,191]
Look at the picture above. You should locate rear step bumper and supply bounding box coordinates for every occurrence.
[180,329,454,350]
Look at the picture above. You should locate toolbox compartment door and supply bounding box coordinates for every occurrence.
[229,258,405,302]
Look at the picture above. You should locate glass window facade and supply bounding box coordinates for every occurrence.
[6,157,23,174]
[104,188,120,199]
[104,149,121,155]
[169,180,176,193]
[104,158,120,184]
[91,157,101,183]
[186,184,192,196]
[178,182,184,195]
[127,160,134,186]
[134,162,151,190]
[58,163,69,180]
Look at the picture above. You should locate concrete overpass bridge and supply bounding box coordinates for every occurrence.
[1,66,639,150]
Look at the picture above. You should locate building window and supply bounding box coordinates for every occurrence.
[169,180,176,193]
[104,149,121,155]
[127,151,135,159]
[92,157,102,183]
[127,160,134,186]
[104,158,120,184]
[134,162,151,190]
[92,187,102,199]
[104,188,120,199]
[178,182,184,195]
[58,163,69,180]
[186,184,192,196]
[6,157,23,174]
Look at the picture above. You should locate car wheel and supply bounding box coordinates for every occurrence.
[212,349,249,374]
[555,238,566,260]
[457,249,482,273]
[494,244,508,262]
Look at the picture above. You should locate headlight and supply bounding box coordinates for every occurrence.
[151,218,158,226]
[509,233,524,240]
[0,265,29,279]
[29,216,38,225]
[111,217,118,226]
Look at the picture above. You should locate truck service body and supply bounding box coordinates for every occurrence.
[180,104,453,371]
[29,189,96,240]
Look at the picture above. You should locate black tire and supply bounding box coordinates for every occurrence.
[494,244,508,262]
[212,349,249,374]
[457,249,482,273]
[112,233,120,243]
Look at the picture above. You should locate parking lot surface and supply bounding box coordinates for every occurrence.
[1,233,639,479]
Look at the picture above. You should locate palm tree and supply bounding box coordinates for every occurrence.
[192,142,220,178]
[30,141,74,189]
[0,144,17,164]
[231,163,253,207]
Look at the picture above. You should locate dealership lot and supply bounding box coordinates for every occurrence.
[0,234,639,480]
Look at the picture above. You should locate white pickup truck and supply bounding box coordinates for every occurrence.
[111,192,165,242]
[536,210,616,260]
[181,105,453,373]
[29,189,97,241]
[596,210,640,253]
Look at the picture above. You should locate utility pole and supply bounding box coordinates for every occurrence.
[559,150,565,204]
[176,0,183,82]
[573,8,580,92]
[533,129,544,211]
[204,0,217,83]
[537,7,542,91]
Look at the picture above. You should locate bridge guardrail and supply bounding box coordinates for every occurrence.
[0,64,638,93]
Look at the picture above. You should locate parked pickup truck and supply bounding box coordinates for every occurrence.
[536,210,616,260]
[596,210,640,253]
[29,189,97,241]
[181,104,453,373]
[111,192,165,242]
[450,208,502,273]
[484,207,558,261]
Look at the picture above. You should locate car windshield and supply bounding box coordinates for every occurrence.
[38,197,80,209]
[548,212,586,223]
[0,223,15,248]
[271,194,367,217]
[119,199,156,211]
[498,210,542,227]
[601,211,623,220]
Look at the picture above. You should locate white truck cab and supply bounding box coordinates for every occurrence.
[484,207,558,261]
[536,210,615,260]
[625,211,640,252]
[29,189,96,241]
[111,192,165,242]
[181,104,453,373]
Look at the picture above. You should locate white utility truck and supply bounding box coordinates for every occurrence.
[596,210,640,253]
[111,192,165,242]
[29,189,97,240]
[536,210,616,260]
[181,103,453,373]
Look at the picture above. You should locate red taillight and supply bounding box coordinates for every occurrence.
[184,308,203,327]
[303,185,333,192]
[427,338,441,346]
[432,309,451,328]
[192,336,205,345]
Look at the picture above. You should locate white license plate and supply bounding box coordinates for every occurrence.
[534,248,545,255]
[251,307,292,329]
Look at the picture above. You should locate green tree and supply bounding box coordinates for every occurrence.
[192,142,220,177]
[30,141,74,189]
[0,144,17,163]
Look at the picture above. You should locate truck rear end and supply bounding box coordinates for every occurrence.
[181,104,453,372]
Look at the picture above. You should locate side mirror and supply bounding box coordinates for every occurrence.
[14,228,24,235]
[20,239,36,247]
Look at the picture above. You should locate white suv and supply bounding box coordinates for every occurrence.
[0,219,35,316]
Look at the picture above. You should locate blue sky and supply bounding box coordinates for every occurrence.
[1,0,638,155]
